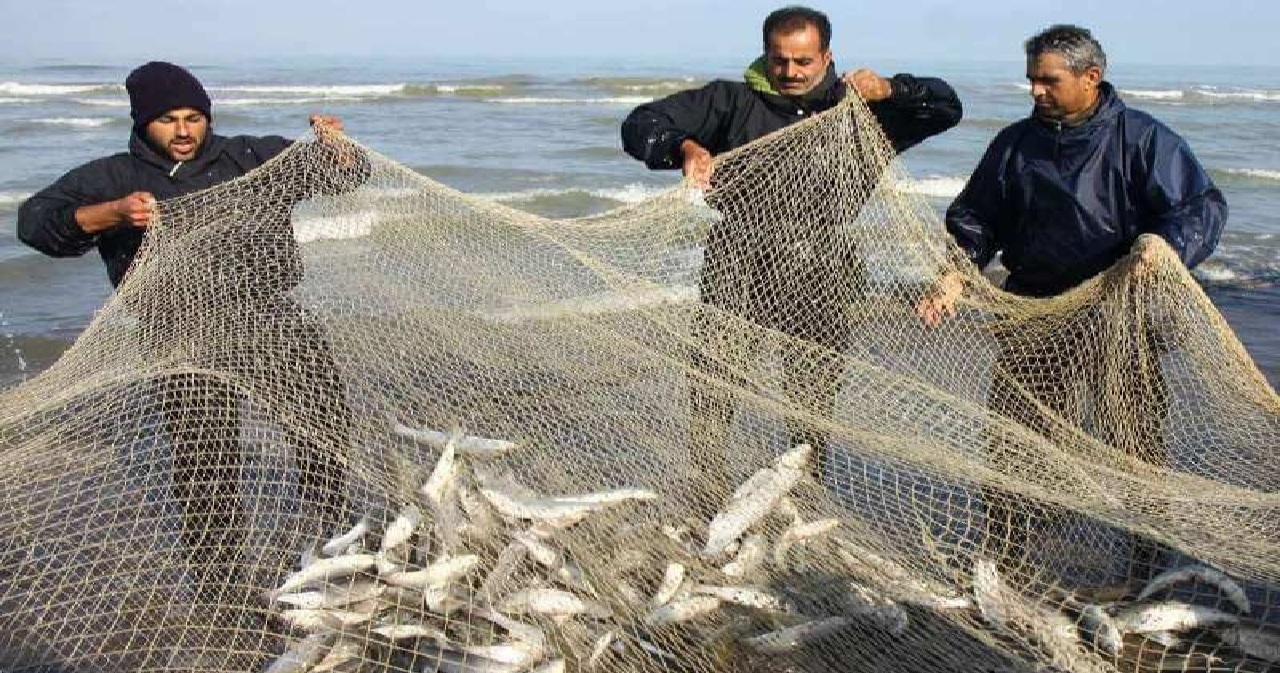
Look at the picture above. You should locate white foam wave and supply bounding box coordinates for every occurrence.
[72,98,127,107]
[0,191,32,207]
[1191,263,1238,283]
[0,81,119,96]
[434,84,505,93]
[1219,167,1280,182]
[0,97,39,104]
[1190,87,1280,102]
[482,183,666,205]
[211,84,406,96]
[216,96,368,106]
[31,117,115,128]
[483,96,652,105]
[1119,88,1184,100]
[294,211,377,242]
[896,176,966,199]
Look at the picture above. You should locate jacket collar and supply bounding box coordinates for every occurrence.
[1033,81,1125,133]
[744,57,843,109]
[129,131,228,179]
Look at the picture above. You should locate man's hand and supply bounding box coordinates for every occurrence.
[309,114,345,133]
[916,272,964,327]
[1129,233,1164,279]
[680,138,713,189]
[842,69,893,102]
[74,191,156,234]
[115,191,157,227]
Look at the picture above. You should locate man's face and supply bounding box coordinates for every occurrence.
[1026,52,1101,121]
[765,23,832,97]
[144,107,209,162]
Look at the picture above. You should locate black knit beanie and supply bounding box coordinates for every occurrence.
[125,61,212,134]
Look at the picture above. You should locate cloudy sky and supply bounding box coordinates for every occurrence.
[2,0,1276,67]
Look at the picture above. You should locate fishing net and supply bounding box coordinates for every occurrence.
[1,94,1277,673]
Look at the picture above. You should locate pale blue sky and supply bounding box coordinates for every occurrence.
[2,0,1277,67]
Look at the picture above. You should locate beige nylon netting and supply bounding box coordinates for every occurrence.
[1,95,1277,673]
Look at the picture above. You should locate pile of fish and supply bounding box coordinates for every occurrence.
[973,553,1280,671]
[261,426,939,673]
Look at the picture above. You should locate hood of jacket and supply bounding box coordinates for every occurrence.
[743,57,844,110]
[129,130,229,179]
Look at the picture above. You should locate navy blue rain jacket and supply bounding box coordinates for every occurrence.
[946,82,1227,297]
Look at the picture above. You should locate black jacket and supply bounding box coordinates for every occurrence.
[946,82,1227,297]
[18,132,317,287]
[621,62,963,166]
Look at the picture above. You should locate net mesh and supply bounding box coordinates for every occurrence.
[1,95,1277,673]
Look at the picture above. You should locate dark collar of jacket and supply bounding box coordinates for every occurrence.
[1030,81,1126,137]
[743,58,845,114]
[128,131,230,179]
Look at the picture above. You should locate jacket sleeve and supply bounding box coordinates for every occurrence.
[16,160,118,257]
[873,75,964,153]
[1138,123,1227,269]
[945,133,1011,269]
[621,82,730,169]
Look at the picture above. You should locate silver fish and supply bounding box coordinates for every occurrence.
[372,623,451,641]
[310,638,365,673]
[741,616,852,653]
[530,660,567,673]
[264,633,333,673]
[651,563,686,607]
[703,444,812,557]
[547,488,658,506]
[321,515,371,557]
[1112,600,1239,634]
[480,488,602,529]
[276,580,385,610]
[383,554,482,590]
[1136,564,1250,615]
[515,530,562,568]
[394,422,519,458]
[380,504,423,553]
[1079,603,1122,656]
[773,517,840,566]
[721,533,767,580]
[971,557,1005,625]
[694,584,793,613]
[272,553,378,596]
[461,643,541,668]
[644,595,721,626]
[499,587,612,619]
[279,608,372,632]
[421,435,459,506]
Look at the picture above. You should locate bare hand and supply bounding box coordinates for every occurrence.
[309,114,345,133]
[842,69,893,102]
[916,272,964,327]
[1130,233,1163,279]
[680,138,713,189]
[115,191,157,228]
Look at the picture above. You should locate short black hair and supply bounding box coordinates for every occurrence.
[763,6,832,51]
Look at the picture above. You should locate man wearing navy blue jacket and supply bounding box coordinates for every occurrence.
[918,25,1227,583]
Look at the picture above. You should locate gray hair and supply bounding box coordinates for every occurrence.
[1024,24,1107,75]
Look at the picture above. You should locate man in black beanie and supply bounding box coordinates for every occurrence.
[17,61,365,613]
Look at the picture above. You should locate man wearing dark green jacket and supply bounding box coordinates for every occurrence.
[621,6,962,494]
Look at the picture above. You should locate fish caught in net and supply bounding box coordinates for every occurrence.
[0,94,1277,673]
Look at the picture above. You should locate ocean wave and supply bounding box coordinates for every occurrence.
[483,96,652,105]
[574,76,701,93]
[0,191,32,208]
[481,183,666,205]
[217,96,369,106]
[896,176,966,199]
[72,98,127,107]
[1212,167,1280,184]
[0,82,121,96]
[29,117,117,128]
[0,97,39,104]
